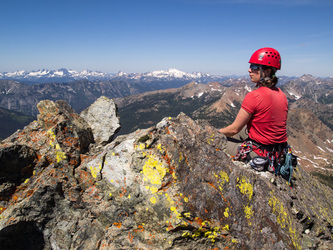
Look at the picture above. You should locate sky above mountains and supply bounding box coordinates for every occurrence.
[1,0,332,77]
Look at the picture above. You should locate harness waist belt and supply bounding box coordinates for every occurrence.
[248,139,287,152]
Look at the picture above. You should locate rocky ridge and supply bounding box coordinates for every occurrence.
[113,80,333,174]
[0,97,332,249]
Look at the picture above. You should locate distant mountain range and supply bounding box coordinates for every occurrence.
[0,68,113,83]
[0,68,232,84]
[0,68,298,85]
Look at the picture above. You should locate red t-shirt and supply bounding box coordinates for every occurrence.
[241,86,288,145]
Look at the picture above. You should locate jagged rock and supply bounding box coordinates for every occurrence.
[37,99,94,153]
[80,96,121,146]
[0,100,332,249]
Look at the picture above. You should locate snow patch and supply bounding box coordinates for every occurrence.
[313,155,329,164]
[245,85,252,92]
[288,91,301,100]
[326,147,333,153]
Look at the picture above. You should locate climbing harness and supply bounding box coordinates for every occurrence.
[234,139,297,185]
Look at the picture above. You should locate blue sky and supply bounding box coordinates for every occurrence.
[1,0,332,77]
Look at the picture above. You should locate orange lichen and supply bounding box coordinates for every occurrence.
[128,232,134,243]
[114,222,122,228]
[134,225,144,232]
[119,187,127,197]
[0,207,7,215]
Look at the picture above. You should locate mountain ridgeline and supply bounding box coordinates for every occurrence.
[0,68,230,84]
[0,72,332,179]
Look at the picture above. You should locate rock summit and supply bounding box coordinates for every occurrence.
[0,97,332,249]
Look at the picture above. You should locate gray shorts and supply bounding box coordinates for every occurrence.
[225,126,258,159]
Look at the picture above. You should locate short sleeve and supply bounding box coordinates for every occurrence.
[241,91,257,114]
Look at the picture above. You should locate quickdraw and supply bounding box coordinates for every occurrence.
[234,141,253,162]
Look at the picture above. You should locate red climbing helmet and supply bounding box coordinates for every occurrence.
[249,47,281,70]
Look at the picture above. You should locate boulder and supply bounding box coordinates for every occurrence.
[0,100,332,249]
[80,96,121,146]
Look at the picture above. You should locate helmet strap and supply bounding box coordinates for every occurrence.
[258,66,265,86]
[257,65,276,87]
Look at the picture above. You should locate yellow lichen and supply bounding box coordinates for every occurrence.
[165,193,175,205]
[150,186,158,193]
[182,225,220,244]
[142,154,166,185]
[244,205,254,219]
[47,129,67,163]
[184,212,191,218]
[236,176,253,200]
[55,151,67,163]
[157,144,163,153]
[268,193,288,228]
[214,171,229,192]
[182,231,191,237]
[135,143,146,150]
[89,163,102,179]
[224,207,229,218]
[150,197,157,204]
[207,134,215,144]
[232,238,238,244]
[268,191,301,250]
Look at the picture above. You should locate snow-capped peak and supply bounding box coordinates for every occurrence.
[142,68,212,79]
[0,68,226,84]
[147,68,187,78]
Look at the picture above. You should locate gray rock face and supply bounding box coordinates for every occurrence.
[0,99,332,249]
[80,96,121,146]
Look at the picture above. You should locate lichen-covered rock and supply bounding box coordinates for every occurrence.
[37,100,94,153]
[80,96,121,146]
[0,99,332,249]
[0,100,95,248]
